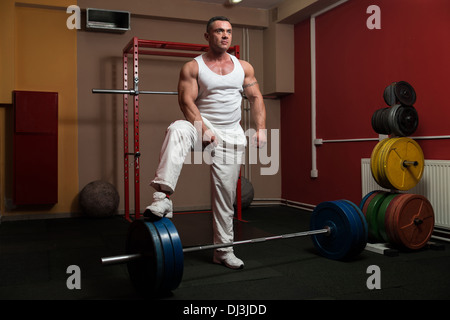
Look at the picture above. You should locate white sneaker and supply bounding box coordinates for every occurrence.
[144,192,173,218]
[213,251,244,269]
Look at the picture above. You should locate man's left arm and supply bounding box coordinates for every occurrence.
[241,60,267,148]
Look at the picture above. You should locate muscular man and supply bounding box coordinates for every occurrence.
[145,16,267,269]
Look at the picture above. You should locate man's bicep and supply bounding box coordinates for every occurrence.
[178,64,197,103]
[241,61,262,98]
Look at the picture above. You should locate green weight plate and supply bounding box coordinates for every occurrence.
[359,191,379,210]
[126,220,164,295]
[310,201,356,260]
[376,193,398,243]
[366,192,389,242]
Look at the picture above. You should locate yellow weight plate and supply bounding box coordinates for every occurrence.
[378,138,399,189]
[370,139,388,186]
[384,137,424,190]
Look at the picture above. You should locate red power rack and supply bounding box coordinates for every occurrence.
[121,37,242,221]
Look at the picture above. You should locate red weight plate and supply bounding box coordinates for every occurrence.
[362,191,382,217]
[391,194,435,250]
[377,193,398,243]
[384,193,405,245]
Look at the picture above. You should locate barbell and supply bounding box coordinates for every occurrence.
[92,88,277,100]
[101,200,368,295]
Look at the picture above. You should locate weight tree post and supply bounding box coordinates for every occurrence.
[132,36,141,219]
[123,40,130,221]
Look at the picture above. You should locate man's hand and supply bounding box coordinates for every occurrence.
[202,128,217,149]
[252,129,267,149]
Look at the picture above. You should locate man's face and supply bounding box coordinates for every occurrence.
[205,20,232,52]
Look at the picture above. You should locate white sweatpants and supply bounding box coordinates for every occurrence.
[150,118,246,251]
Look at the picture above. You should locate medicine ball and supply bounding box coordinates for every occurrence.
[79,180,120,218]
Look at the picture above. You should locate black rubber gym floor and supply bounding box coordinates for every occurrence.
[1,205,449,301]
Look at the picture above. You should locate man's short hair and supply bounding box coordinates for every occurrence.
[206,16,231,32]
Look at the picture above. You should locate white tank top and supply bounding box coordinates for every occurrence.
[194,53,245,128]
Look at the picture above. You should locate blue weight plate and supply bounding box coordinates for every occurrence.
[341,200,368,256]
[126,220,163,294]
[153,219,175,292]
[161,218,184,291]
[310,201,355,260]
[359,191,379,210]
[335,200,362,258]
[336,200,361,256]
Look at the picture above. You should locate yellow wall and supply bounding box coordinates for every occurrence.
[0,0,78,218]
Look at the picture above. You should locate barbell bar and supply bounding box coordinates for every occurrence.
[92,88,278,100]
[92,89,178,95]
[402,160,419,167]
[101,200,368,295]
[101,228,330,266]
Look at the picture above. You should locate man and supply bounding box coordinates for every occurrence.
[145,16,267,269]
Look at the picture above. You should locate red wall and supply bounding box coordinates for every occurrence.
[281,0,450,206]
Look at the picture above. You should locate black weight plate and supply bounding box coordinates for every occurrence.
[395,105,419,136]
[372,109,381,134]
[383,83,397,106]
[394,81,416,106]
[126,220,164,295]
[372,108,388,134]
[380,107,392,134]
[388,104,402,137]
[371,109,379,134]
[161,218,184,291]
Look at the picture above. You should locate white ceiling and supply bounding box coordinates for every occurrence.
[192,0,284,10]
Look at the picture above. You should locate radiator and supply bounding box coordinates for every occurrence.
[361,158,450,230]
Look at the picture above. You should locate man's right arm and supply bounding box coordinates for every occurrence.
[178,60,215,146]
[178,60,201,124]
